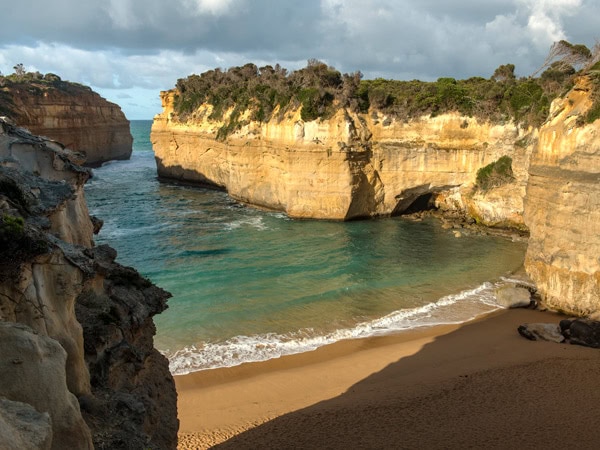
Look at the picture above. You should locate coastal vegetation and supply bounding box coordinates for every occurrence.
[584,61,600,124]
[171,41,599,140]
[475,156,514,191]
[0,66,93,118]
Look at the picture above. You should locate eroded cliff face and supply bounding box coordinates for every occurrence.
[0,119,177,449]
[1,79,133,166]
[152,91,531,225]
[524,77,600,316]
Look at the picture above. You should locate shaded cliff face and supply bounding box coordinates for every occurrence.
[0,119,177,449]
[524,76,600,316]
[152,91,530,224]
[0,77,133,166]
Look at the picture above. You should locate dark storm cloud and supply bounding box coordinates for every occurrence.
[0,0,326,58]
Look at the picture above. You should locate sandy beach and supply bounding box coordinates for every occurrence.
[176,308,600,449]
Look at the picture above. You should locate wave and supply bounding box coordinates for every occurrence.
[163,279,510,375]
[224,216,269,231]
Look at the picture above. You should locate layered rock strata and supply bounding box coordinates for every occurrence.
[152,76,599,316]
[152,92,531,227]
[0,119,177,449]
[1,80,133,166]
[523,77,600,316]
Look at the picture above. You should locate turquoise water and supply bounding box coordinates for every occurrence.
[85,120,527,374]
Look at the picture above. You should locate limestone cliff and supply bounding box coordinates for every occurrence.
[152,91,530,225]
[524,76,600,316]
[0,76,133,166]
[0,119,177,449]
[152,74,600,317]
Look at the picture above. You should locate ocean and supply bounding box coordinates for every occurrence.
[85,120,527,375]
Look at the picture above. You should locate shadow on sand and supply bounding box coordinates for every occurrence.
[214,309,600,449]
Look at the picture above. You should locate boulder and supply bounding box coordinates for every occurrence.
[562,318,600,348]
[495,285,532,309]
[517,323,565,343]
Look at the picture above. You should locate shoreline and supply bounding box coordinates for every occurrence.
[167,267,531,375]
[175,307,600,449]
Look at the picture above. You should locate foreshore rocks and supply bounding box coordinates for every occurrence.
[495,285,533,309]
[519,318,600,349]
[0,77,132,166]
[0,118,177,449]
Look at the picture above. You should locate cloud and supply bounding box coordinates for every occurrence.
[105,0,141,30]
[1,0,597,118]
[518,0,582,48]
[184,0,240,16]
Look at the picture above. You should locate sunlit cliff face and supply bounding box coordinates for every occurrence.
[152,93,529,223]
[524,76,600,316]
[152,76,600,316]
[3,82,132,166]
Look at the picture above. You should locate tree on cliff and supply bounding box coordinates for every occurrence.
[13,63,25,78]
[491,64,516,83]
[533,40,593,76]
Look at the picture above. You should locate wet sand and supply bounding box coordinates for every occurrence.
[176,308,600,449]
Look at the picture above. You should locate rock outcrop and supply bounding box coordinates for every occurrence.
[152,92,531,225]
[0,76,132,166]
[517,323,565,343]
[518,317,600,348]
[0,119,177,449]
[0,322,93,449]
[523,76,600,316]
[495,285,533,309]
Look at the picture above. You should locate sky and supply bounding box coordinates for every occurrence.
[0,0,597,119]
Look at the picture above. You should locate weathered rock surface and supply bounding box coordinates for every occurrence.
[560,318,600,348]
[0,78,132,166]
[0,397,52,450]
[0,322,93,449]
[152,91,530,224]
[0,119,178,449]
[517,323,565,343]
[495,285,532,309]
[523,76,600,316]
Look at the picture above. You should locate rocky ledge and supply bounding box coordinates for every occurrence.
[0,118,177,449]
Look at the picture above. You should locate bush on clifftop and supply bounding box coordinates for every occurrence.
[171,41,598,138]
[475,156,514,191]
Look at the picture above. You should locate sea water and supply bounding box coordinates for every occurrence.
[85,120,527,375]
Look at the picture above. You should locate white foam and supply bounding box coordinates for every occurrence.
[224,216,269,231]
[163,280,512,375]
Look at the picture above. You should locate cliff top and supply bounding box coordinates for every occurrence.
[0,71,110,118]
[168,41,600,139]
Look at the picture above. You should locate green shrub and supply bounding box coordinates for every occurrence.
[475,156,514,191]
[0,214,24,238]
[170,55,578,130]
[584,73,600,124]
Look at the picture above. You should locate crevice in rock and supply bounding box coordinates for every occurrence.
[391,184,457,216]
[399,192,436,215]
